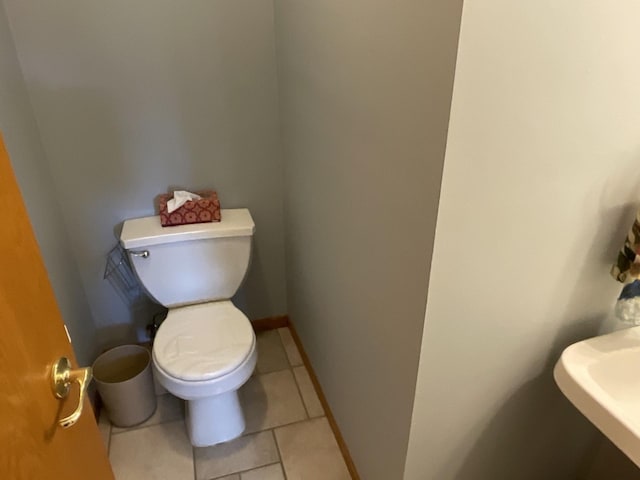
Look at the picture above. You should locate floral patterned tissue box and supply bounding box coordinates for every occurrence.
[158,191,221,227]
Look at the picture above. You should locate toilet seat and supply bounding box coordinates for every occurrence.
[153,301,255,382]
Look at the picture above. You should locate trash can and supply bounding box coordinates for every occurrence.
[93,344,157,427]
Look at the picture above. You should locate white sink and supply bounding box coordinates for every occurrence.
[554,325,640,466]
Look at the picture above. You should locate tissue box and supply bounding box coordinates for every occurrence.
[158,191,221,227]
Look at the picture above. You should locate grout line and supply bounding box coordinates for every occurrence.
[249,366,303,385]
[271,429,288,480]
[277,461,287,480]
[273,415,325,431]
[244,413,326,438]
[255,366,294,376]
[290,366,310,419]
[278,327,299,368]
[110,418,185,436]
[192,444,197,480]
[272,428,281,462]
[211,461,284,480]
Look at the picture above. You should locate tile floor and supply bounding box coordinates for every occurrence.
[98,327,351,480]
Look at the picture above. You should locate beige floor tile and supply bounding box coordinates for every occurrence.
[275,417,350,480]
[194,430,279,480]
[240,370,307,433]
[278,328,303,366]
[111,393,184,433]
[109,421,194,480]
[293,366,324,418]
[215,476,240,480]
[255,330,290,374]
[241,463,285,480]
[98,409,111,450]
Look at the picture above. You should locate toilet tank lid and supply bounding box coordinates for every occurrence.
[120,208,255,249]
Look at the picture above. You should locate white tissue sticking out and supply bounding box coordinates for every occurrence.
[167,190,202,214]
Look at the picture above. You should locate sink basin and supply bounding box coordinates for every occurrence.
[554,325,640,466]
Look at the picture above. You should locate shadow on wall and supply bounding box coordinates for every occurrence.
[440,203,638,480]
[578,435,640,480]
[28,87,164,350]
[450,319,602,480]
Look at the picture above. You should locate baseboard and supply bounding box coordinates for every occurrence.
[250,314,290,332]
[287,321,361,480]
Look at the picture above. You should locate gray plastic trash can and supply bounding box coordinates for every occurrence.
[93,344,157,427]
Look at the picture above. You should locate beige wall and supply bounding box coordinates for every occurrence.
[4,0,286,348]
[405,1,640,478]
[274,1,463,478]
[0,2,97,365]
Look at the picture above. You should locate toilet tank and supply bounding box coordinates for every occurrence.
[120,209,255,308]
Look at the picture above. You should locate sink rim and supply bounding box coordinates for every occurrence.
[554,325,640,467]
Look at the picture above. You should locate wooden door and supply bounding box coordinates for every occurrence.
[0,134,114,479]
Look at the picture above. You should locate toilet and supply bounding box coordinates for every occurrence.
[119,208,257,447]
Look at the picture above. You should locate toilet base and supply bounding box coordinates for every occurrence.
[186,390,245,447]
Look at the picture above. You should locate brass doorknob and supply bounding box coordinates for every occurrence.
[51,357,92,429]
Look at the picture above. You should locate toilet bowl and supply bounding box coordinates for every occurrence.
[120,209,256,446]
[152,301,256,446]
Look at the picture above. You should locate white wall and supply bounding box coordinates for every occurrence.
[4,0,286,348]
[274,1,463,478]
[0,2,97,365]
[405,1,640,478]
